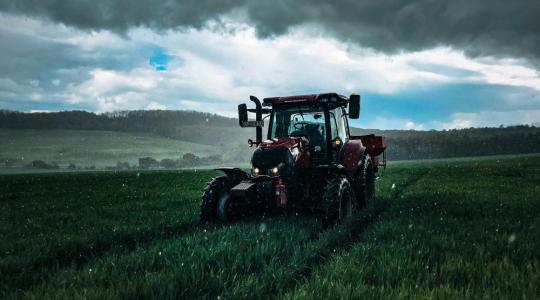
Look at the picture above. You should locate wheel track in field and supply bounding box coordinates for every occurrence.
[258,168,431,298]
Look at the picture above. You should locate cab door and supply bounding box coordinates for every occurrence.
[329,107,347,161]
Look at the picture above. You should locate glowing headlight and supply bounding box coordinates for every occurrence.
[253,167,260,175]
[270,166,279,175]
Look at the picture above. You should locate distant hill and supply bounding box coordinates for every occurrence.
[0,129,236,169]
[1,110,540,163]
[0,109,248,146]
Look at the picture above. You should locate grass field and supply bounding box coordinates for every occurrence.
[1,155,539,299]
[0,129,218,168]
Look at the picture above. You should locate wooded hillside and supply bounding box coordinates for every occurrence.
[2,110,539,160]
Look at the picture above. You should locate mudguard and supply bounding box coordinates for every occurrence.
[215,167,250,184]
[316,164,349,175]
[341,140,366,175]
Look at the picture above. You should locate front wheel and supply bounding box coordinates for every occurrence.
[200,176,231,222]
[321,174,355,225]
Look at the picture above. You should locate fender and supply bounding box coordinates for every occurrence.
[341,140,366,175]
[215,167,249,184]
[316,164,348,175]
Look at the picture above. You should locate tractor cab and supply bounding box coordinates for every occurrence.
[239,93,361,167]
[267,99,349,167]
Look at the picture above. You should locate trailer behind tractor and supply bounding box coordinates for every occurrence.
[200,93,387,223]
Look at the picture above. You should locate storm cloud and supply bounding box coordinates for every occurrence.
[1,0,539,65]
[1,1,539,128]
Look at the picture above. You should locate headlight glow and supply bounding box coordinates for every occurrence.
[253,167,260,175]
[271,166,279,175]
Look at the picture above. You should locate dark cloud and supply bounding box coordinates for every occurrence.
[0,0,242,32]
[1,0,540,65]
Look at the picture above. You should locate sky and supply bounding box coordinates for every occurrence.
[0,1,539,130]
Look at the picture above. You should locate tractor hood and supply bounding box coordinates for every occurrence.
[251,137,308,176]
[259,137,304,149]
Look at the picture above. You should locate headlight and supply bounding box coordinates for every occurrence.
[270,166,279,175]
[253,167,260,175]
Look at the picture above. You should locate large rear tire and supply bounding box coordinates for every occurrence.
[356,154,375,208]
[200,176,230,222]
[321,174,354,225]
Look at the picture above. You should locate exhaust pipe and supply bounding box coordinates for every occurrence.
[250,95,263,145]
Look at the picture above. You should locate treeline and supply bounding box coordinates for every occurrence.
[2,110,540,161]
[11,153,225,171]
[0,110,244,145]
[351,126,540,160]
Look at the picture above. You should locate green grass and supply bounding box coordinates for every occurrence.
[0,129,218,168]
[1,155,539,299]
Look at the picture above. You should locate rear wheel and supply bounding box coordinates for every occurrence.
[200,176,231,222]
[321,174,354,225]
[355,154,375,208]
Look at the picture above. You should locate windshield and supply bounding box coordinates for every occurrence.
[270,107,326,145]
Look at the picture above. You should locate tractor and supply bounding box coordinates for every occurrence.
[200,93,387,223]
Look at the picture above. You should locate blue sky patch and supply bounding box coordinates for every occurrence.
[348,83,540,129]
[149,48,173,71]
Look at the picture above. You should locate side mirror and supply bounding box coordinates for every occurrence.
[238,104,248,127]
[348,94,360,119]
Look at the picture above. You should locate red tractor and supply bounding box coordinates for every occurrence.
[200,93,387,223]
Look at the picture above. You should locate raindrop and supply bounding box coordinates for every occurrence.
[508,234,516,244]
[391,183,396,190]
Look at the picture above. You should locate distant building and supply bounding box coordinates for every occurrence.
[28,160,58,169]
[139,157,159,169]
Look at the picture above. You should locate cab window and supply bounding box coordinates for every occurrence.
[329,108,347,141]
[270,107,326,147]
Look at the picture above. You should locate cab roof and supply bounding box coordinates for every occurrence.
[262,93,349,107]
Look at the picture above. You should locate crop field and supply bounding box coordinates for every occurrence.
[1,155,539,299]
